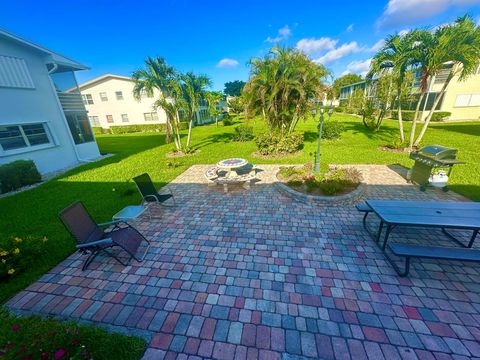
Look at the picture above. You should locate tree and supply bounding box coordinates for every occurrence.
[412,15,480,146]
[361,72,396,131]
[332,74,363,99]
[370,31,419,142]
[243,47,329,134]
[224,80,246,96]
[227,96,244,115]
[205,91,224,127]
[180,72,212,148]
[132,56,180,147]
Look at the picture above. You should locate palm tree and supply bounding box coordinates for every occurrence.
[132,57,177,144]
[204,91,224,127]
[370,31,418,142]
[412,15,480,146]
[244,47,328,134]
[180,72,212,148]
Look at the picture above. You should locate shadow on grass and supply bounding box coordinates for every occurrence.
[431,123,480,137]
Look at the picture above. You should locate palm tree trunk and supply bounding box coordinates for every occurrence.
[186,106,195,148]
[215,116,218,127]
[413,79,450,147]
[408,92,425,148]
[397,89,404,143]
[165,118,171,144]
[173,112,183,151]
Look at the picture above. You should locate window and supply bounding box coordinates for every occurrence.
[82,94,94,105]
[0,123,50,151]
[454,94,480,107]
[88,116,100,126]
[99,92,108,101]
[106,115,114,123]
[66,113,94,144]
[144,112,159,121]
[0,55,34,89]
[115,91,124,100]
[121,114,129,123]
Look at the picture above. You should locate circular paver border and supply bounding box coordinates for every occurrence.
[273,170,366,206]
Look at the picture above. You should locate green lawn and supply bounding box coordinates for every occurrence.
[0,114,478,304]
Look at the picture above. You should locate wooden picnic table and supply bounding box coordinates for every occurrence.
[364,200,480,250]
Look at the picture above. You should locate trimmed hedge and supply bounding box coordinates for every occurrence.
[233,125,254,142]
[92,127,111,135]
[391,111,451,122]
[109,124,166,134]
[0,160,41,194]
[255,132,304,155]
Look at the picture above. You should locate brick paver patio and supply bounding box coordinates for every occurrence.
[7,165,480,360]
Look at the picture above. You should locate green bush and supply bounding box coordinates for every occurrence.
[255,132,304,155]
[222,114,234,126]
[334,106,345,113]
[391,110,451,122]
[109,124,166,134]
[178,121,189,130]
[0,309,146,360]
[321,121,344,140]
[233,125,254,142]
[431,111,451,122]
[0,160,41,194]
[0,235,48,281]
[92,127,111,135]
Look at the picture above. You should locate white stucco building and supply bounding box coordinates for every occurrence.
[78,74,216,129]
[0,28,101,174]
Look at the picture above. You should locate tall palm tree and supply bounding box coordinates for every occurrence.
[413,15,480,146]
[180,72,212,148]
[370,31,418,142]
[132,57,177,144]
[204,91,224,127]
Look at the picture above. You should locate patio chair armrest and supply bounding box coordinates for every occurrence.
[76,238,113,249]
[98,220,125,227]
[143,194,159,202]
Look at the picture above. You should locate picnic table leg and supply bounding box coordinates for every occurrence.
[376,221,384,243]
[362,212,369,229]
[468,229,479,248]
[382,224,393,250]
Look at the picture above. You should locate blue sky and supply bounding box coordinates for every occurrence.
[1,0,480,91]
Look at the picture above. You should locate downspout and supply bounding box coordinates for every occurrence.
[47,63,92,163]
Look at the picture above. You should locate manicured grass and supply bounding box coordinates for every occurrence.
[0,309,146,359]
[0,114,478,305]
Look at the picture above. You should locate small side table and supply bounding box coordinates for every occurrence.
[112,205,147,222]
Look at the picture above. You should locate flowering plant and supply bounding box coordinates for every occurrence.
[0,235,48,281]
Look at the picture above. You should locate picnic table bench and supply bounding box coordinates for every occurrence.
[204,165,256,193]
[357,200,480,276]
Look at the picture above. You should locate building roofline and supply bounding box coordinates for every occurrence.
[339,80,367,90]
[0,27,88,71]
[76,74,133,90]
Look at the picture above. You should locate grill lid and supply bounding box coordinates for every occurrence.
[417,145,457,160]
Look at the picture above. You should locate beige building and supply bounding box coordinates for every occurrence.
[78,74,215,129]
[339,65,480,121]
[77,74,167,128]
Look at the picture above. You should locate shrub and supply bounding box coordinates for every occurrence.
[109,124,166,134]
[0,160,41,194]
[391,110,415,121]
[0,310,146,360]
[233,125,254,142]
[256,132,304,155]
[222,114,234,126]
[431,111,451,122]
[385,138,407,149]
[334,106,345,113]
[0,235,48,281]
[321,121,344,140]
[178,121,189,130]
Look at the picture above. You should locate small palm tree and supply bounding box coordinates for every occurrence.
[132,57,178,145]
[412,15,480,146]
[370,31,418,142]
[180,72,212,148]
[204,91,224,127]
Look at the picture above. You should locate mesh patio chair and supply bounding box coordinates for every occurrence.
[59,201,150,271]
[132,173,176,207]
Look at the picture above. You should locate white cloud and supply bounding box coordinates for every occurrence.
[296,37,338,55]
[346,24,354,32]
[399,29,410,36]
[313,42,361,65]
[342,58,373,76]
[216,58,239,68]
[265,25,292,43]
[377,0,480,29]
[370,39,385,52]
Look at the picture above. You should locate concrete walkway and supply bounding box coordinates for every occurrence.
[7,165,480,360]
